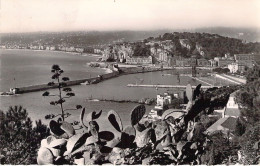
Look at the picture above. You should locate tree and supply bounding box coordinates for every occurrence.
[42,65,82,121]
[0,106,49,164]
[245,65,260,83]
[133,43,151,57]
[239,122,260,164]
[236,79,260,124]
[234,118,246,136]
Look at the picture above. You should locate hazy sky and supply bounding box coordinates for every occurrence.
[0,0,260,33]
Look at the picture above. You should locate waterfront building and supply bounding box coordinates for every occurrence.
[209,59,217,67]
[224,91,240,118]
[65,46,76,52]
[175,58,196,67]
[75,47,84,53]
[228,63,246,73]
[155,92,172,109]
[234,53,257,68]
[214,57,234,67]
[94,48,102,54]
[197,58,210,67]
[176,58,190,67]
[125,56,154,65]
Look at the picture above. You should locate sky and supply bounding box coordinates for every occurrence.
[0,0,260,33]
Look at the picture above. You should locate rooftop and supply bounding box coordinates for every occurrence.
[206,117,237,135]
[225,107,240,117]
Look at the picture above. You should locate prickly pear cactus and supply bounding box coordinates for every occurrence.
[131,104,146,126]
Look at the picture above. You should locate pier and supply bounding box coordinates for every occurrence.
[127,84,221,89]
[3,67,169,94]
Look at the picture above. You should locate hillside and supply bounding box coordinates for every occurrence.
[147,32,260,59]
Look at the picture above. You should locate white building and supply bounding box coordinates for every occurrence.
[155,92,172,109]
[224,91,240,118]
[228,63,239,73]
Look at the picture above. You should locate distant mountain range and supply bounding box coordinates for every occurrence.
[0,27,259,47]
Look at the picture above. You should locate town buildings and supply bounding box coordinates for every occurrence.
[155,92,172,110]
[125,56,154,65]
[214,57,234,67]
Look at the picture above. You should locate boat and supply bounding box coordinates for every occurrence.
[0,91,15,96]
[81,80,90,85]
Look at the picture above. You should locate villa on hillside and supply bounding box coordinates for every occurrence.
[206,90,241,136]
[224,91,241,118]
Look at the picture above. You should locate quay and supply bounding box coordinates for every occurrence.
[127,84,222,89]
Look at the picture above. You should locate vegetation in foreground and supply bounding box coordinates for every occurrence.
[0,65,259,165]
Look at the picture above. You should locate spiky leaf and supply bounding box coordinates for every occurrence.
[61,121,75,137]
[107,110,123,132]
[131,105,146,126]
[193,84,201,100]
[98,131,115,141]
[186,84,193,102]
[80,108,88,129]
[49,120,65,137]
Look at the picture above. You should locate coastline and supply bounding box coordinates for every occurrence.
[0,48,103,58]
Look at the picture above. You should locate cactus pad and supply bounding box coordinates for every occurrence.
[131,104,146,126]
[186,84,193,102]
[107,110,123,132]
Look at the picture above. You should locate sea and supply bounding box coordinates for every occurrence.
[0,49,217,130]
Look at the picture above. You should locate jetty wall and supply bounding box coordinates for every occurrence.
[13,67,168,94]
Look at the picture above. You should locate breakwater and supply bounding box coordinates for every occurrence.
[7,67,169,94]
[127,84,221,89]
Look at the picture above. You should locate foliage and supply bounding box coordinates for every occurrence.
[245,65,260,83]
[0,106,49,165]
[149,32,260,59]
[234,118,246,136]
[213,67,230,74]
[239,122,260,164]
[236,79,260,124]
[36,83,243,165]
[42,65,82,121]
[133,43,151,57]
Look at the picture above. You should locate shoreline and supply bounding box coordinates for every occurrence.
[0,48,103,58]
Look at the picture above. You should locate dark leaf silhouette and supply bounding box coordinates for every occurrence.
[107,110,123,132]
[193,84,201,100]
[131,104,146,126]
[42,91,50,96]
[49,120,65,136]
[63,87,72,92]
[62,77,69,81]
[98,131,115,141]
[47,82,55,86]
[76,105,82,109]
